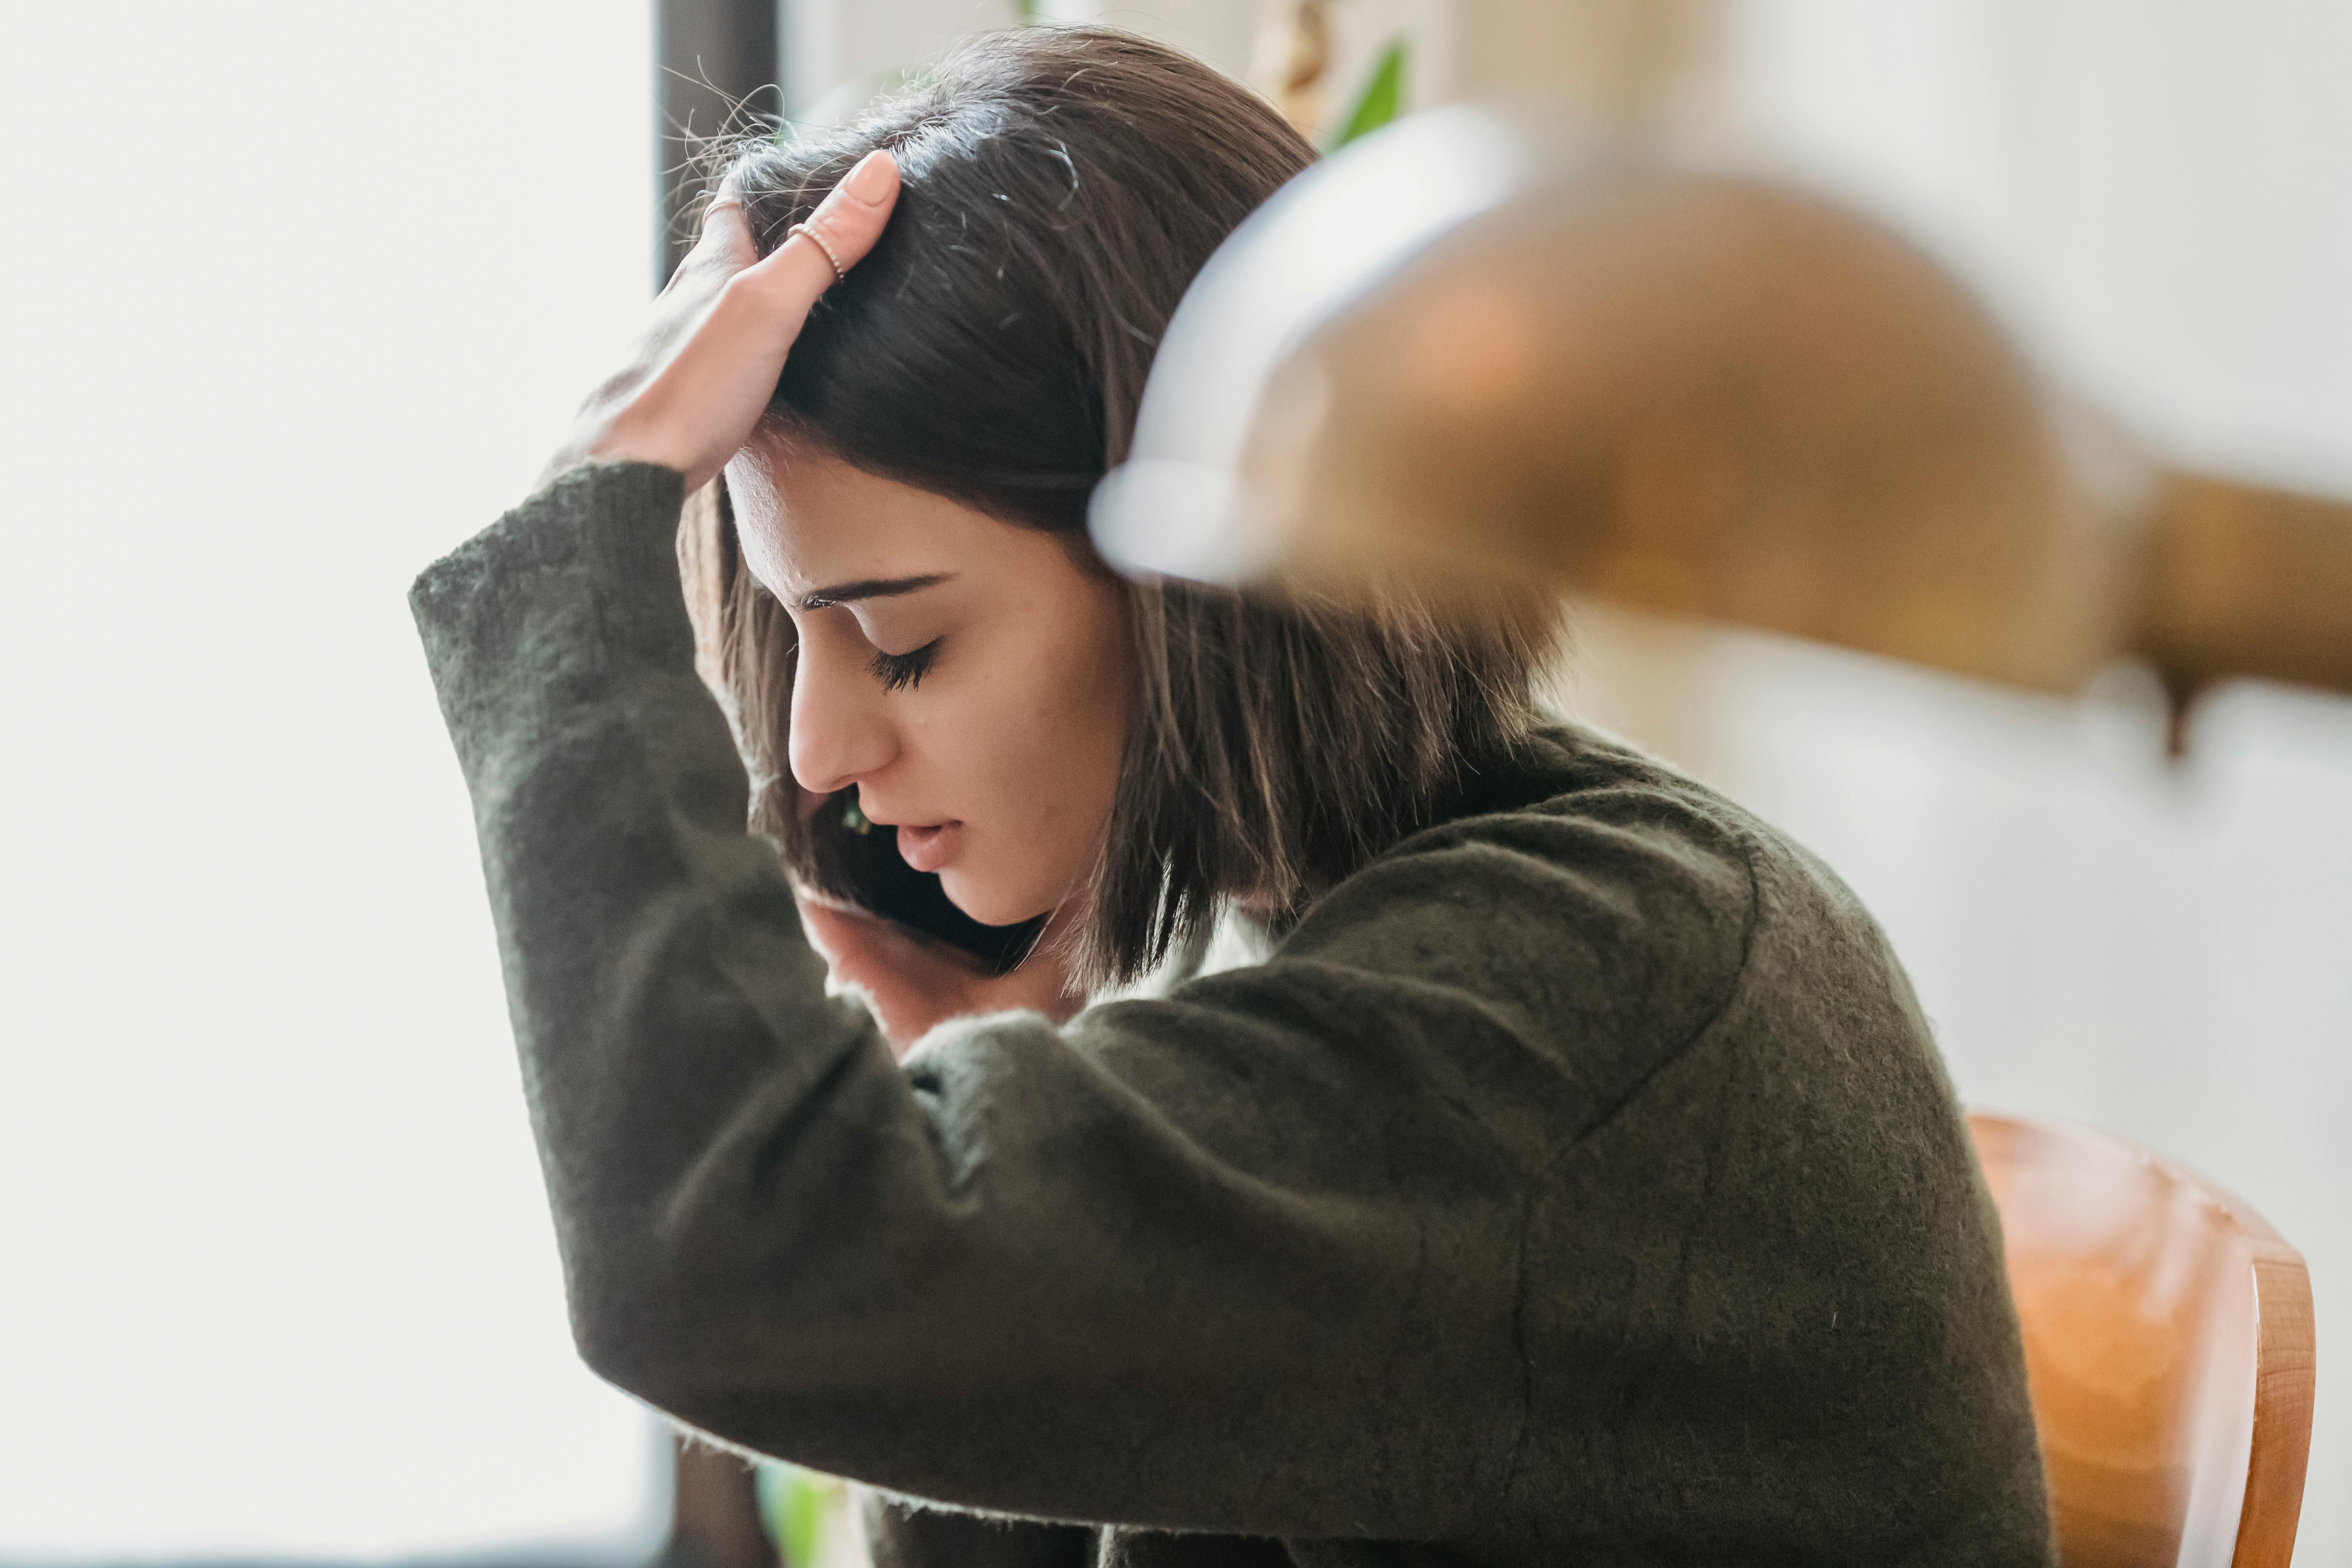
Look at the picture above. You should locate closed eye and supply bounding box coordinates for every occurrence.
[868,637,942,692]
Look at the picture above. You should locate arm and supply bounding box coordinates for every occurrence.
[414,460,1537,1534]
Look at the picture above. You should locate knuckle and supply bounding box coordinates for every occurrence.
[731,260,802,306]
[714,269,766,309]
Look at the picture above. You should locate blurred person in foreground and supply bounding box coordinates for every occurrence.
[410,27,2050,1566]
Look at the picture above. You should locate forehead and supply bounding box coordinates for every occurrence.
[724,434,1014,599]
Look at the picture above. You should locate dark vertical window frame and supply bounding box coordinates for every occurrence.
[657,0,784,286]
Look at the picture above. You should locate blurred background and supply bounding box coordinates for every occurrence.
[0,0,2343,1563]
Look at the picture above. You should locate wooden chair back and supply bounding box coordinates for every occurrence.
[1967,1112,2315,1568]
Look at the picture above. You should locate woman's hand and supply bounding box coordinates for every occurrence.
[543,150,902,496]
[798,895,1087,1058]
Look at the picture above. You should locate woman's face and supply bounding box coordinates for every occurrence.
[725,437,1134,928]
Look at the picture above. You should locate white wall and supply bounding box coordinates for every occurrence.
[0,0,663,1555]
[788,0,1017,119]
[1033,0,1259,81]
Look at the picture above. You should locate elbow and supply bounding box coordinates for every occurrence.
[558,1206,782,1419]
[569,1304,657,1405]
[561,1249,706,1411]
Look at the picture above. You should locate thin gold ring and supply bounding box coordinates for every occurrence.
[787,221,846,282]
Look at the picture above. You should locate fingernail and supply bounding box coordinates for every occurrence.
[842,150,895,202]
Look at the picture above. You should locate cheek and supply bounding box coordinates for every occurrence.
[934,591,1130,916]
[1008,588,1130,813]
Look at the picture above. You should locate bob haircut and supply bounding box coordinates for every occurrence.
[685,26,1560,987]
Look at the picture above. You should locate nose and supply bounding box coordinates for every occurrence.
[786,629,899,796]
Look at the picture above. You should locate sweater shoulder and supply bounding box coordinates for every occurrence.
[1359,721,1872,966]
[1259,724,1913,1152]
[1284,723,1771,1005]
[1234,727,1761,1149]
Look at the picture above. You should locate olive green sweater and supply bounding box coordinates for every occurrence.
[411,461,2052,1567]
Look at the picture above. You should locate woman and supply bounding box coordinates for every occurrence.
[412,27,2051,1567]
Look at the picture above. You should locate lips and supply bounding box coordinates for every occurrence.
[894,821,963,874]
[858,796,964,874]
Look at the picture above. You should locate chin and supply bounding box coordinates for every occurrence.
[938,866,1053,929]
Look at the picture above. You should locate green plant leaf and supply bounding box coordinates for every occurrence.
[1329,38,1408,151]
[757,1462,830,1567]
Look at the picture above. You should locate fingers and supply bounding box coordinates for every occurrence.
[590,151,903,494]
[799,149,902,275]
[740,150,903,321]
[685,172,757,273]
[682,149,898,299]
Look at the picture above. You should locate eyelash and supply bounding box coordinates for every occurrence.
[867,638,942,692]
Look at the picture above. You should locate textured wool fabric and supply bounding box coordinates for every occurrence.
[411,461,2054,1566]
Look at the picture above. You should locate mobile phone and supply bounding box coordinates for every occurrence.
[802,788,1046,975]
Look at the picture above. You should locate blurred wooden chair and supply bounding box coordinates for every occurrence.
[1968,1112,2316,1568]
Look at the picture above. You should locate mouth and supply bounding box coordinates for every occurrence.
[892,820,964,874]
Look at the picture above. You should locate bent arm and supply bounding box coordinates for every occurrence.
[410,464,1693,1539]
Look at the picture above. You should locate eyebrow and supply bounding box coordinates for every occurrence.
[795,573,954,611]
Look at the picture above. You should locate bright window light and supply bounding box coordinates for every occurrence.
[0,0,665,1554]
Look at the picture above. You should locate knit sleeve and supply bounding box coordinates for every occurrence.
[408,462,1748,1541]
[862,1494,1093,1568]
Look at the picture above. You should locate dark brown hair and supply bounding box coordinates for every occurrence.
[685,26,1559,986]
